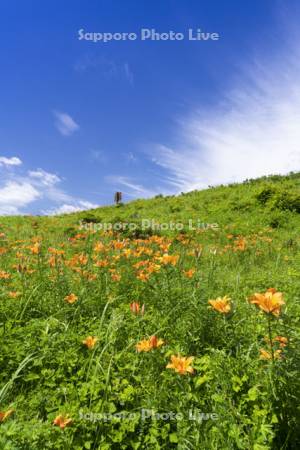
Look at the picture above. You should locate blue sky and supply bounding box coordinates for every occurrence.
[0,0,300,215]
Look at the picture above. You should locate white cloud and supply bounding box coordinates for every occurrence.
[44,200,98,215]
[0,156,22,167]
[0,205,20,215]
[0,181,40,214]
[53,111,79,136]
[28,169,61,186]
[0,158,97,216]
[152,41,300,192]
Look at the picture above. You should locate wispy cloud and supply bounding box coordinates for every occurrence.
[0,158,97,215]
[0,156,22,167]
[28,169,61,186]
[106,175,160,198]
[151,38,300,192]
[53,111,79,136]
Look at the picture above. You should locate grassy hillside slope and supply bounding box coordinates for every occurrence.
[0,173,299,449]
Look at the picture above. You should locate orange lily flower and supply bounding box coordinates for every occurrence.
[78,254,88,265]
[160,243,171,253]
[94,242,105,253]
[136,335,164,352]
[249,288,284,316]
[273,336,288,348]
[147,263,161,274]
[157,254,179,266]
[94,259,109,267]
[0,271,11,280]
[82,336,98,349]
[183,269,195,278]
[166,355,194,375]
[64,293,78,304]
[110,270,121,282]
[259,348,282,360]
[133,260,149,269]
[208,296,231,314]
[29,242,40,255]
[53,414,73,429]
[136,271,150,282]
[0,409,14,422]
[234,237,247,251]
[130,302,145,315]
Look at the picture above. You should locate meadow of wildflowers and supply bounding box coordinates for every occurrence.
[0,173,299,449]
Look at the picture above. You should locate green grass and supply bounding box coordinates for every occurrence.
[0,173,299,449]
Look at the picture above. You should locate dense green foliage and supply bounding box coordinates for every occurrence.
[0,173,299,449]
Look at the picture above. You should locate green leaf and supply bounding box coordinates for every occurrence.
[169,433,178,443]
[247,386,259,401]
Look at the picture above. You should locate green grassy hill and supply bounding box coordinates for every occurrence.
[0,173,299,449]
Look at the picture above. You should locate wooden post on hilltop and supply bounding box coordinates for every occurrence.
[114,191,122,205]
